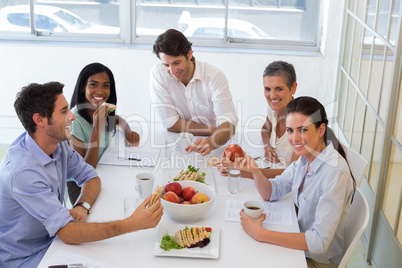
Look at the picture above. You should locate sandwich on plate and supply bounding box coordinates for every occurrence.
[173,226,211,248]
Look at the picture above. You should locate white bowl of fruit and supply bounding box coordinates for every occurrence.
[160,181,215,223]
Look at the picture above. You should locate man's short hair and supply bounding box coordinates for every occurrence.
[14,82,64,134]
[153,29,193,59]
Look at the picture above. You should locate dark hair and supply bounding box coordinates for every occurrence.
[153,29,193,59]
[263,61,297,90]
[70,62,116,134]
[14,82,64,134]
[285,96,356,200]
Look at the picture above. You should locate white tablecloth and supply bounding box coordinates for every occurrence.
[39,130,307,268]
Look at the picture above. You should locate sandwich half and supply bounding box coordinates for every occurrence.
[173,230,185,248]
[102,102,116,113]
[148,186,163,207]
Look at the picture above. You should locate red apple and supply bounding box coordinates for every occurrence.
[181,201,192,205]
[181,187,196,201]
[224,144,244,162]
[162,191,180,203]
[165,182,182,196]
[191,193,210,204]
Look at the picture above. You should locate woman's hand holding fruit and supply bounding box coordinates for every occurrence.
[224,151,259,173]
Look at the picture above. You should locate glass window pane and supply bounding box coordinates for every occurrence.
[343,84,357,144]
[359,31,371,96]
[355,0,367,20]
[0,3,31,33]
[366,0,377,29]
[342,14,354,73]
[350,21,363,84]
[389,0,400,45]
[379,48,393,121]
[393,73,402,144]
[361,108,377,179]
[0,2,120,34]
[376,0,393,40]
[136,2,225,38]
[348,0,357,14]
[229,0,317,42]
[351,93,365,151]
[367,38,384,112]
[382,142,402,231]
[135,0,318,43]
[337,72,349,130]
[369,124,383,192]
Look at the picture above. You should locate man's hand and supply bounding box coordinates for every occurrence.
[127,195,164,232]
[69,206,89,223]
[125,131,140,147]
[185,137,212,156]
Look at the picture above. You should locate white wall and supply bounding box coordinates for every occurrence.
[0,1,344,143]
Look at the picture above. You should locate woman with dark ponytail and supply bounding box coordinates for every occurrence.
[226,96,355,267]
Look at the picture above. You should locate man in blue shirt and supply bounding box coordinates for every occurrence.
[0,82,163,267]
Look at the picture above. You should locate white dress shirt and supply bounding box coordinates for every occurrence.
[149,59,238,129]
[269,142,354,265]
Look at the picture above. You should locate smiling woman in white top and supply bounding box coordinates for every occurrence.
[229,97,356,267]
[261,61,299,168]
[218,61,299,180]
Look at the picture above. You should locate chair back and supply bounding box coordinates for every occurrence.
[345,146,368,186]
[338,187,370,268]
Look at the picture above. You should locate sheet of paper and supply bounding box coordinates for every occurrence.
[38,249,122,268]
[98,146,160,167]
[224,200,293,226]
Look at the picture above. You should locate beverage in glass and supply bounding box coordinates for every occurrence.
[228,169,240,194]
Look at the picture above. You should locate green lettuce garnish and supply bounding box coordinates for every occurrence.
[160,233,183,251]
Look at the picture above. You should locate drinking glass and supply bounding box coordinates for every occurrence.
[124,197,138,218]
[228,169,240,194]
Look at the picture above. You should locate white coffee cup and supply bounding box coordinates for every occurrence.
[176,132,193,155]
[135,173,155,199]
[243,201,265,219]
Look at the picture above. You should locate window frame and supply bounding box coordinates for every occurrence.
[0,0,322,53]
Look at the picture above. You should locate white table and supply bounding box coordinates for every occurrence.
[39,136,307,268]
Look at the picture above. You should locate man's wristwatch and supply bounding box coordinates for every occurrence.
[74,201,91,214]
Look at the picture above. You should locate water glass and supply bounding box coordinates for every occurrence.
[228,169,241,194]
[176,132,193,155]
[124,197,138,218]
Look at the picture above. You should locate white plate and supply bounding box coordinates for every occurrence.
[153,223,220,259]
[164,168,215,190]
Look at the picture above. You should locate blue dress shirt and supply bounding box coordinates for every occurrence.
[0,132,98,267]
[269,142,354,265]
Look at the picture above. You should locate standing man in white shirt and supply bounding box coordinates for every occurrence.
[150,29,238,156]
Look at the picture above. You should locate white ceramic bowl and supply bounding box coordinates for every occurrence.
[161,181,216,223]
